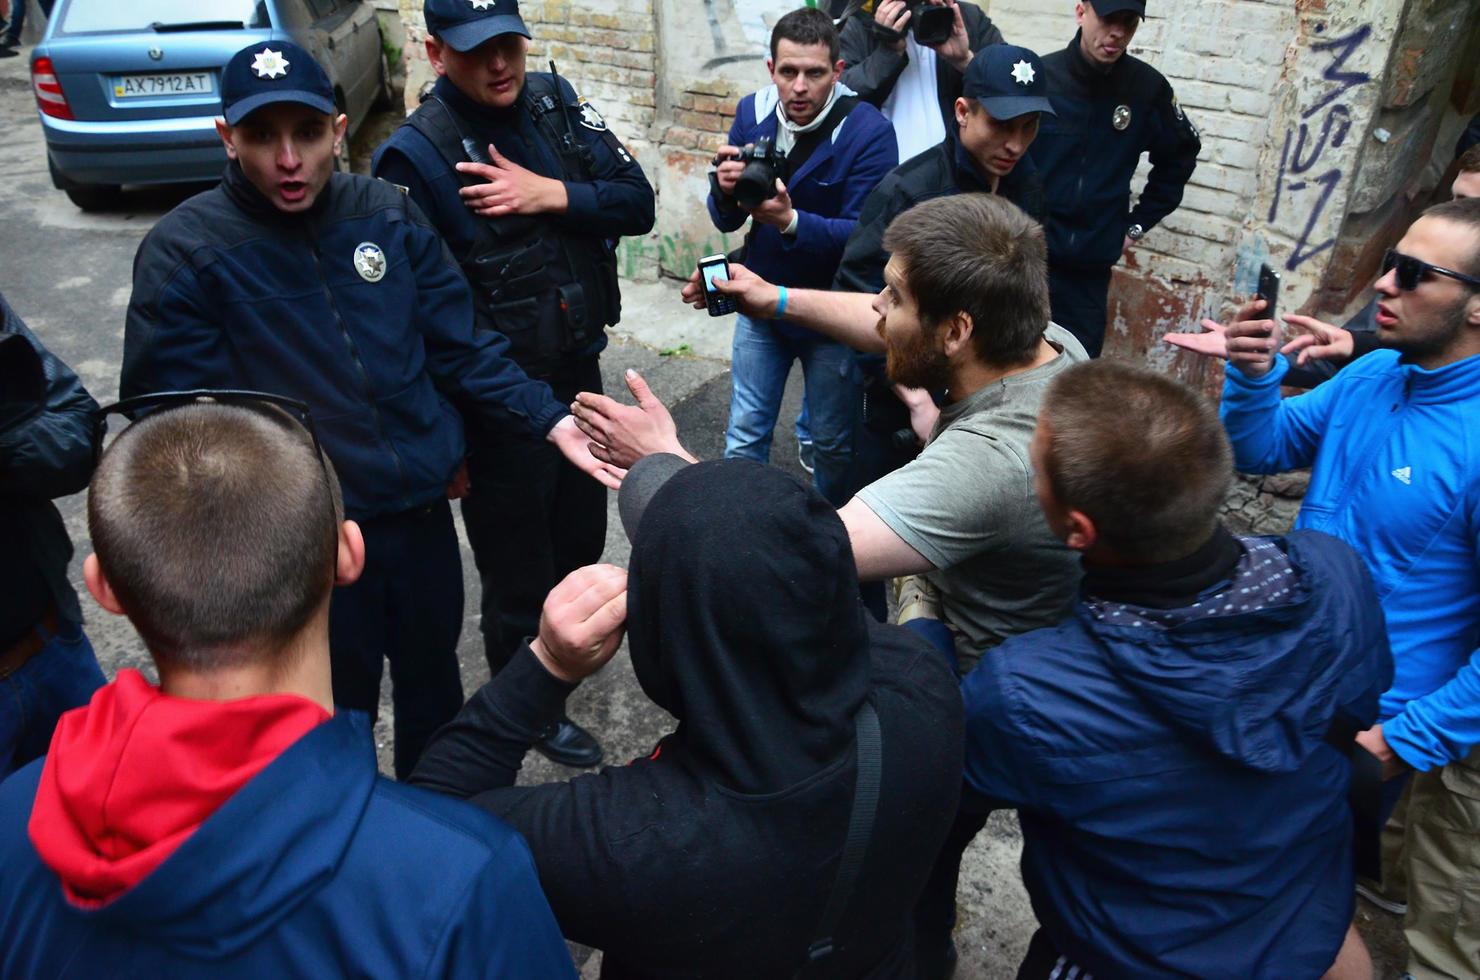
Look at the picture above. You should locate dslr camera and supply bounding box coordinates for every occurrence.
[730,137,789,210]
[875,1,955,47]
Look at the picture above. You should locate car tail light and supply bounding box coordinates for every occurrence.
[31,57,74,121]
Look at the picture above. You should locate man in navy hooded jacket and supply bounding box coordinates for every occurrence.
[707,6,896,505]
[0,398,572,978]
[962,359,1391,978]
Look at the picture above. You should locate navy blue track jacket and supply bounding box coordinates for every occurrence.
[962,531,1391,978]
[0,712,575,978]
[122,163,567,521]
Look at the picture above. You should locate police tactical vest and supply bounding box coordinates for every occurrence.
[406,76,620,376]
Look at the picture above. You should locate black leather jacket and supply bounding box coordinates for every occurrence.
[839,2,1004,135]
[0,293,98,646]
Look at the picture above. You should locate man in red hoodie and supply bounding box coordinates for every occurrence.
[0,395,575,977]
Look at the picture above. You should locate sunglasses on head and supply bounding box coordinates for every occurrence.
[95,389,339,535]
[1381,249,1480,292]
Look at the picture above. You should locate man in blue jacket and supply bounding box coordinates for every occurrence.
[707,6,897,505]
[0,292,106,778]
[1215,197,1480,979]
[0,397,573,978]
[963,358,1390,978]
[122,41,615,779]
[1032,0,1200,356]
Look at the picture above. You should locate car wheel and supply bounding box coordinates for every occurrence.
[64,185,120,211]
[373,49,394,111]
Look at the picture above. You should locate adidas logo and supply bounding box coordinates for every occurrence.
[1392,466,1412,485]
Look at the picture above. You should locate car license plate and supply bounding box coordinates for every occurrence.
[114,72,214,98]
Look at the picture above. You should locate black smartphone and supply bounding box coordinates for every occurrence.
[698,254,736,317]
[1257,263,1281,326]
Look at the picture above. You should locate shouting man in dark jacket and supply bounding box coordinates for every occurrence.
[121,41,615,779]
[411,457,964,978]
[0,398,572,978]
[962,359,1390,978]
[1032,0,1200,356]
[0,292,106,778]
[839,0,1004,163]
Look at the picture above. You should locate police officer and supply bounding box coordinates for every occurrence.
[374,0,654,768]
[1033,0,1200,357]
[123,41,612,780]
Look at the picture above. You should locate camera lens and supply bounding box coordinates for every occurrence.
[912,3,954,45]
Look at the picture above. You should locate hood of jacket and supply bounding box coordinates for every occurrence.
[26,670,376,958]
[1085,535,1377,773]
[625,459,870,795]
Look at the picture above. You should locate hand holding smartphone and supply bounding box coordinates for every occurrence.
[698,254,736,317]
[1256,263,1281,335]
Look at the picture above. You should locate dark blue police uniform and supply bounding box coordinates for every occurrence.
[123,41,570,779]
[1033,30,1200,356]
[373,1,653,766]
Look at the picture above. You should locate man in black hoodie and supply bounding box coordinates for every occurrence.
[411,457,964,978]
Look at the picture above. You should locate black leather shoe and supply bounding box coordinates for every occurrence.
[533,716,603,768]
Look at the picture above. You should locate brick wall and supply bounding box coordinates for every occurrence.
[396,0,1480,369]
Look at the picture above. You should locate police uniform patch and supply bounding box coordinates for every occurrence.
[1171,94,1200,140]
[577,98,607,132]
[1113,105,1131,131]
[251,48,290,80]
[354,242,387,283]
[1010,60,1036,86]
[468,0,496,9]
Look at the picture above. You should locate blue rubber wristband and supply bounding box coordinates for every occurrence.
[775,285,788,319]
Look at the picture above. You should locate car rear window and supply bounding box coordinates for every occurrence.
[59,0,271,35]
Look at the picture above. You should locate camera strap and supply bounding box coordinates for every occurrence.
[795,699,882,977]
[785,95,859,176]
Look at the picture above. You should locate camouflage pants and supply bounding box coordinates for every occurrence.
[1401,746,1480,979]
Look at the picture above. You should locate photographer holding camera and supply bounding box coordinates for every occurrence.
[839,0,1005,163]
[708,7,897,506]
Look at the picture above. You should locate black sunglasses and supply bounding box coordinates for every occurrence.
[1381,249,1480,292]
[95,389,338,534]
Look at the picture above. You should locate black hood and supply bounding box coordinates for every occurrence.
[626,459,871,795]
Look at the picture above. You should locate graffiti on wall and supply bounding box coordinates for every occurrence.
[1266,23,1372,271]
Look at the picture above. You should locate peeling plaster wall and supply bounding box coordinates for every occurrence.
[395,0,1480,380]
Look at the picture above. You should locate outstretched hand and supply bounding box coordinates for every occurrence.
[1163,319,1230,358]
[1163,299,1280,378]
[456,142,568,217]
[1280,314,1355,368]
[679,261,781,319]
[530,564,628,684]
[547,415,627,490]
[571,369,695,471]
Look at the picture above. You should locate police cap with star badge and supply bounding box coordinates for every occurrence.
[425,0,530,52]
[962,44,1056,121]
[220,40,335,126]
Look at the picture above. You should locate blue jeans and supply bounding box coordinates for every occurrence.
[726,314,855,506]
[0,619,106,778]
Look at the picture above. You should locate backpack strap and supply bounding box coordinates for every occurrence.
[797,700,882,975]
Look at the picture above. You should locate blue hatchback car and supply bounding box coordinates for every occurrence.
[31,0,390,210]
